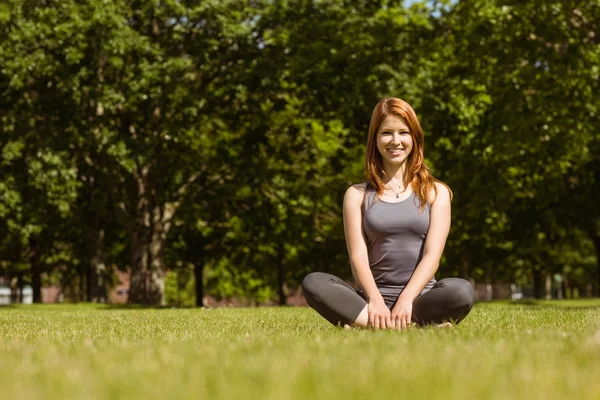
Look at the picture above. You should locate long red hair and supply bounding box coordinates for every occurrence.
[365,97,452,210]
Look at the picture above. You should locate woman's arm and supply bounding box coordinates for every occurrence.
[398,182,452,302]
[343,184,389,328]
[343,184,380,300]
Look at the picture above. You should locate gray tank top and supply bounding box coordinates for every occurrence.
[362,184,436,298]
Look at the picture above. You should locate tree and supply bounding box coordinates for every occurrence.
[418,0,600,295]
[2,0,268,304]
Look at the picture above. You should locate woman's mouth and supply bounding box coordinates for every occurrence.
[387,148,404,156]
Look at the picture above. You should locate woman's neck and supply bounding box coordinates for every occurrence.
[382,162,408,188]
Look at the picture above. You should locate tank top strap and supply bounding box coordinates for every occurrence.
[361,182,377,214]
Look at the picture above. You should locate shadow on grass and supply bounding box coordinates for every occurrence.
[6,299,598,311]
[2,303,293,311]
[0,303,202,311]
[477,298,600,310]
[98,304,203,310]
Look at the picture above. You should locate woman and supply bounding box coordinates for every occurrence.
[302,97,474,330]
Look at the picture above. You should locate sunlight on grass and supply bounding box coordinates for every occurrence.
[1,300,599,400]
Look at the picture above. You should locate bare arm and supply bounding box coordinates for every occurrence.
[343,184,383,302]
[398,182,452,302]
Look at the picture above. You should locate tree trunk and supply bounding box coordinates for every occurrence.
[16,274,23,303]
[89,255,107,302]
[127,166,190,305]
[129,167,152,304]
[79,261,86,302]
[194,262,204,307]
[128,203,167,305]
[461,262,470,280]
[278,244,286,306]
[544,271,552,300]
[129,224,167,305]
[129,225,150,303]
[148,204,167,305]
[86,256,92,302]
[592,235,600,295]
[87,228,107,302]
[561,273,568,300]
[31,252,42,304]
[533,268,545,299]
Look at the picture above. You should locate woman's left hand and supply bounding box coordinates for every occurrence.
[390,298,413,330]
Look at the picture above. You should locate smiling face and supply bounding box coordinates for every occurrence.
[376,115,413,167]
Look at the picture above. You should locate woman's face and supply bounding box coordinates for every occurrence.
[376,115,413,166]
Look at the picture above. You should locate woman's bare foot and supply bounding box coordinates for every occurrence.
[436,322,453,329]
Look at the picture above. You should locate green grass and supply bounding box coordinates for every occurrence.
[1,300,599,400]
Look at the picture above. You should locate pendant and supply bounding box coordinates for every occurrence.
[396,194,399,198]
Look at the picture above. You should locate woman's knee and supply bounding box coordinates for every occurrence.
[439,278,475,309]
[301,272,328,301]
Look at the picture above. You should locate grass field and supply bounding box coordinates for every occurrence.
[1,300,599,400]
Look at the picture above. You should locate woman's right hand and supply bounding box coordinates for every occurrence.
[368,297,391,329]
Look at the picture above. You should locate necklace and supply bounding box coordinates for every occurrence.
[385,182,405,198]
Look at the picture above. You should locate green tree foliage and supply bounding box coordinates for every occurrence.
[2,0,263,304]
[223,0,438,304]
[419,0,600,295]
[0,0,597,304]
[0,1,81,301]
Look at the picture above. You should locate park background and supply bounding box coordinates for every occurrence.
[1,0,599,306]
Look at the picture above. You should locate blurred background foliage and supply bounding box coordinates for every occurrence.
[0,0,598,305]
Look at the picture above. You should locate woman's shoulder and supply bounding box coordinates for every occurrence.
[345,181,369,192]
[428,181,451,204]
[344,182,369,204]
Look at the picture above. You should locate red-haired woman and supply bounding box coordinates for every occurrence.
[302,98,474,329]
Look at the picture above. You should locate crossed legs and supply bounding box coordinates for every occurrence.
[302,272,475,328]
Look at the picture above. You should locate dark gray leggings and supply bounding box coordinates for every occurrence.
[302,272,475,327]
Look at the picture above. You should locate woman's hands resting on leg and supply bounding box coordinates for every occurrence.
[366,296,414,330]
[390,297,413,330]
[368,297,391,329]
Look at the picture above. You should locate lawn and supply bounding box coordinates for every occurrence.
[1,300,599,400]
